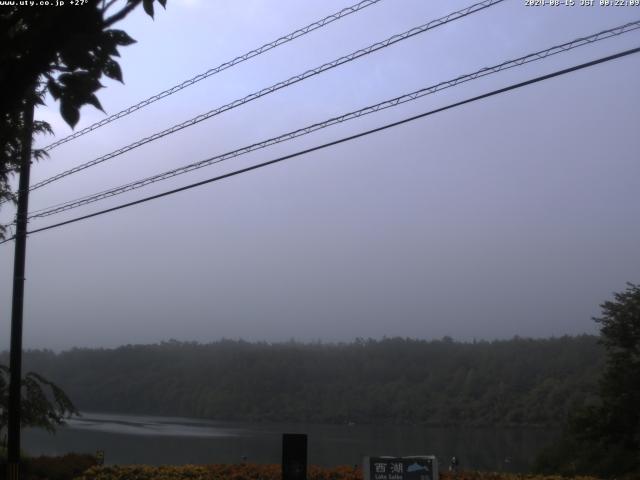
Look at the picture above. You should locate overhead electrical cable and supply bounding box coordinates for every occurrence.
[42,0,385,152]
[0,45,635,246]
[25,0,504,194]
[26,20,640,220]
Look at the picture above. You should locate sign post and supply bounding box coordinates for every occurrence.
[7,89,35,480]
[364,456,438,480]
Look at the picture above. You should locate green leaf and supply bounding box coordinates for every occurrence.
[86,93,105,113]
[143,0,154,18]
[157,0,167,7]
[60,41,94,70]
[33,120,54,136]
[108,29,136,46]
[47,79,62,100]
[57,72,76,87]
[32,149,50,162]
[60,100,80,128]
[58,71,103,96]
[103,58,123,83]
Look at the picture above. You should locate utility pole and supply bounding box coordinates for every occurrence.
[7,92,35,480]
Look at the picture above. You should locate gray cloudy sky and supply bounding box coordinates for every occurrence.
[1,0,639,351]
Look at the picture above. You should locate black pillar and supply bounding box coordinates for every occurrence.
[282,433,307,480]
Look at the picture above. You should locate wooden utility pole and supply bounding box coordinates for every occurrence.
[7,93,35,480]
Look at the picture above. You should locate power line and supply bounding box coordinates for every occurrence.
[0,45,635,245]
[25,0,504,194]
[42,0,385,152]
[26,20,640,220]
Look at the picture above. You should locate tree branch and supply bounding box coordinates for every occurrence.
[104,0,142,27]
[101,0,120,14]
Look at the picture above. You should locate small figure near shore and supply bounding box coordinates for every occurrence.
[449,456,459,475]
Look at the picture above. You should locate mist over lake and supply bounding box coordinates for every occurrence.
[24,412,558,473]
[14,337,584,473]
[1,1,639,479]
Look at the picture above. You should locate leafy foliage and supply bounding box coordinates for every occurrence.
[0,453,97,480]
[2,336,603,427]
[535,283,640,479]
[73,463,603,480]
[0,0,166,127]
[593,283,640,447]
[0,365,78,439]
[0,0,167,237]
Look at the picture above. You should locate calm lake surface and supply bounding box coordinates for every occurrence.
[23,412,558,473]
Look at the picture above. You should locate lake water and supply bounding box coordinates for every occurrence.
[23,412,558,473]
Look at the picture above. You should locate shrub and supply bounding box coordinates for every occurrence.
[0,453,97,480]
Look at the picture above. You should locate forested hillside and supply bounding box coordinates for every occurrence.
[2,336,603,426]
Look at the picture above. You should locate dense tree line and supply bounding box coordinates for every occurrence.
[535,283,640,478]
[0,336,602,427]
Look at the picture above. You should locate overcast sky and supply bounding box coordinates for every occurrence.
[1,0,639,351]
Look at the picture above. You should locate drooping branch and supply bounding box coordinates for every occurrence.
[0,365,78,436]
